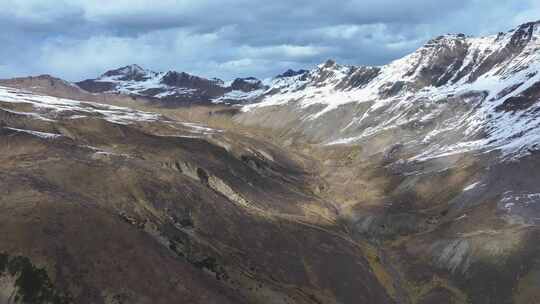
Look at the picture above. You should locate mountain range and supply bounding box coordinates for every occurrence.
[75,64,268,105]
[1,20,540,304]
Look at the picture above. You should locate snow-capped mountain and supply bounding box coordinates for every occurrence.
[230,23,540,303]
[239,20,540,161]
[76,64,267,104]
[14,20,540,165]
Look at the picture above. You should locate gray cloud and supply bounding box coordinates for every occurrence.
[0,0,538,81]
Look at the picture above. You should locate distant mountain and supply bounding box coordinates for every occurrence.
[76,64,268,105]
[276,69,309,78]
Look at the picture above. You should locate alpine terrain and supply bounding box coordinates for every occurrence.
[2,20,540,304]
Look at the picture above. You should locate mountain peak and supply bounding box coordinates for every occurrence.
[423,33,468,48]
[77,66,265,104]
[100,64,152,81]
[276,69,308,78]
[517,19,540,30]
[124,63,145,71]
[508,20,540,45]
[106,64,145,74]
[322,59,337,68]
[230,77,264,92]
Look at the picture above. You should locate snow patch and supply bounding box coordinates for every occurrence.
[463,182,481,192]
[4,127,62,139]
[0,86,162,125]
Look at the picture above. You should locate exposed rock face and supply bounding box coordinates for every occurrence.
[160,71,224,92]
[230,77,265,92]
[276,69,309,78]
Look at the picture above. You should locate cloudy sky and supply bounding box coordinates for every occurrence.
[0,0,539,81]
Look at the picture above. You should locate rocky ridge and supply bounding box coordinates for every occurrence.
[76,64,267,105]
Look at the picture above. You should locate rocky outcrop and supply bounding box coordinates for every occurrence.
[230,77,265,92]
[276,69,308,78]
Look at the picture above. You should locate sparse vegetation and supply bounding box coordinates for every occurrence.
[0,253,72,304]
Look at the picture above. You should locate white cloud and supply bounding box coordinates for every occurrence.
[34,26,323,80]
[0,0,538,81]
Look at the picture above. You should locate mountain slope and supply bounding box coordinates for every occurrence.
[239,21,540,160]
[227,21,540,304]
[0,85,393,304]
